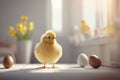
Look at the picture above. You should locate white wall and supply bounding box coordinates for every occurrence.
[67,0,83,63]
[70,0,83,29]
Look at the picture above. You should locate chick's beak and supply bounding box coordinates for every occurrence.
[52,37,56,39]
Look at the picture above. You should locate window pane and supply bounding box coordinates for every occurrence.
[83,0,96,30]
[51,0,62,32]
[83,0,107,29]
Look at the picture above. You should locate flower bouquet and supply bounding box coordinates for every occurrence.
[8,16,34,63]
[8,16,34,41]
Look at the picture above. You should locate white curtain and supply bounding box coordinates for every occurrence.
[107,0,120,67]
[83,0,108,36]
[107,0,120,37]
[96,0,107,28]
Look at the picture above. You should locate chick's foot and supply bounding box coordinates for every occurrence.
[52,64,58,68]
[41,64,46,69]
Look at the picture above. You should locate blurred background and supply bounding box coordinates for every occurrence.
[0,0,120,67]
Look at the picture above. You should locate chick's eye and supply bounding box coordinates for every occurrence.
[48,36,51,39]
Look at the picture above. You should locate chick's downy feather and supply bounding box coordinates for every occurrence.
[34,30,62,64]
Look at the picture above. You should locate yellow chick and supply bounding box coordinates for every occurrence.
[34,30,62,68]
[80,19,94,36]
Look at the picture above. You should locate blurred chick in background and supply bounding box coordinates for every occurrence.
[80,19,94,37]
[34,30,62,68]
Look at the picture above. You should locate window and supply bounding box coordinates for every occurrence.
[51,0,63,32]
[83,0,107,30]
[83,0,96,29]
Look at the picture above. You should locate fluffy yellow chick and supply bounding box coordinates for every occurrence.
[34,30,62,68]
[80,19,94,36]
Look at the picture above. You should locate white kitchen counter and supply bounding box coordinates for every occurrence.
[0,64,120,80]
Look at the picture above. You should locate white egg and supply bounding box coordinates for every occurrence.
[77,53,88,67]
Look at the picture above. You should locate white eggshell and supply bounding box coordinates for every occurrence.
[77,53,88,67]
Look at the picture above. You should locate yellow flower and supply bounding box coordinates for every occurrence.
[8,27,17,39]
[12,31,17,39]
[16,23,23,31]
[21,16,28,24]
[21,26,27,35]
[8,26,14,34]
[27,22,34,30]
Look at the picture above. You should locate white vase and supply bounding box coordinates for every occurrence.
[15,40,32,64]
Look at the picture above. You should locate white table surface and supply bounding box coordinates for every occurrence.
[0,64,120,80]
